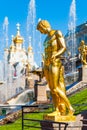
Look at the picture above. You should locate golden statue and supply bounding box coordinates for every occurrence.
[78,40,87,65]
[37,20,75,122]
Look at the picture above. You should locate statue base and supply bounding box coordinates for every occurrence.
[43,114,76,122]
[82,65,87,81]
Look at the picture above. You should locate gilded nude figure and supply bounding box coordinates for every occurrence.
[78,40,87,65]
[37,20,74,117]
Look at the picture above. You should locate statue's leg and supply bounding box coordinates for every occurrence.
[58,66,66,115]
[51,93,60,112]
[48,64,61,114]
[49,64,74,115]
[44,65,60,115]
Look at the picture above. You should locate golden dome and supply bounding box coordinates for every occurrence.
[10,44,15,51]
[13,23,23,44]
[13,35,23,44]
[28,46,33,51]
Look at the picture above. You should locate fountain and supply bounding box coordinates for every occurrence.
[37,26,42,66]
[3,17,9,83]
[68,0,77,81]
[26,0,36,53]
[68,0,76,61]
[26,0,43,66]
[3,16,9,48]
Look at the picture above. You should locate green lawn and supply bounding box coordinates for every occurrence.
[0,105,53,130]
[1,87,87,129]
[69,87,87,114]
[0,118,22,130]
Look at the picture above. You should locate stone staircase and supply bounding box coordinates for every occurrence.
[66,81,87,96]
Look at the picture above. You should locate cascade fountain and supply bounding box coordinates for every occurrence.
[68,0,77,81]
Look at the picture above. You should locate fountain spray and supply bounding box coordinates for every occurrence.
[27,0,36,50]
[3,16,9,48]
[68,0,77,81]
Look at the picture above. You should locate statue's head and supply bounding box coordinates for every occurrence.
[80,40,85,46]
[37,20,51,34]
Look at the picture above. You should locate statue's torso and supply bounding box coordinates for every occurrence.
[43,31,61,66]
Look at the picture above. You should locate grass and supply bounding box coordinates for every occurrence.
[69,87,87,114]
[0,118,22,130]
[1,88,87,129]
[0,105,53,130]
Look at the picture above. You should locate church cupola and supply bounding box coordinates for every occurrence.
[13,23,23,44]
[13,23,23,51]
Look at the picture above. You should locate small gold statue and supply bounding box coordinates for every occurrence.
[37,20,75,122]
[78,40,87,65]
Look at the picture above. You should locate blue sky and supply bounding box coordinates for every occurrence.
[0,0,87,36]
[0,0,87,63]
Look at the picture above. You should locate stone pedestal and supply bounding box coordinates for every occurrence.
[34,81,48,102]
[82,65,87,81]
[43,114,76,122]
[41,112,87,130]
[40,121,68,130]
[37,85,47,102]
[78,67,82,81]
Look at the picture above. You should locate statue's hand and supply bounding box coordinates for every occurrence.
[51,55,56,62]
